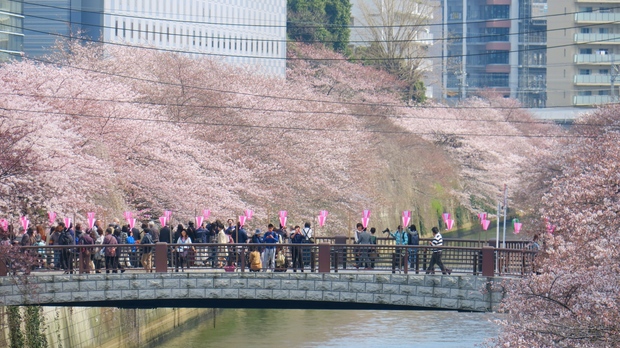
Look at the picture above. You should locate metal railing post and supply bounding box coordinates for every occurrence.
[482,246,495,277]
[155,242,168,273]
[318,244,330,273]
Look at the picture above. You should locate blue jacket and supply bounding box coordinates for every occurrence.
[195,227,207,243]
[389,230,408,245]
[263,231,278,248]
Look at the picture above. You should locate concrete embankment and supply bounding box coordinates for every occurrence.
[0,306,219,347]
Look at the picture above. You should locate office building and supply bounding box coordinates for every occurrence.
[0,0,23,61]
[21,0,286,76]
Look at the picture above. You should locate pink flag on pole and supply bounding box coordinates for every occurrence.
[363,210,371,219]
[48,212,57,225]
[514,222,522,234]
[446,219,455,230]
[123,211,132,221]
[164,211,172,220]
[361,217,370,229]
[87,212,95,220]
[442,213,450,224]
[196,216,204,227]
[402,211,411,227]
[279,210,287,218]
[482,219,491,231]
[21,218,29,231]
[88,217,96,230]
[244,209,253,220]
[239,215,247,226]
[129,218,136,230]
[318,215,327,227]
[159,216,167,226]
[0,219,7,231]
[279,216,287,227]
[320,210,328,217]
[203,209,211,220]
[63,217,71,228]
[546,224,556,235]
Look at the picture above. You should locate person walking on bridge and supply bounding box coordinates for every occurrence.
[426,227,450,275]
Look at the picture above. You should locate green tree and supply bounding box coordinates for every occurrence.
[287,0,351,52]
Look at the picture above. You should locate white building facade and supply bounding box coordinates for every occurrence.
[103,0,286,76]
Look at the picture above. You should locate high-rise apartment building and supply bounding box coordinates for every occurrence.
[0,0,23,61]
[547,1,620,107]
[439,0,547,107]
[20,0,287,76]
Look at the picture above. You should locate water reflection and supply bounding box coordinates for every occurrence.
[161,309,501,348]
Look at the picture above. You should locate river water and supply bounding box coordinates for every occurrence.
[160,309,501,347]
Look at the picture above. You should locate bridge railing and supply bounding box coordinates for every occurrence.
[3,242,538,277]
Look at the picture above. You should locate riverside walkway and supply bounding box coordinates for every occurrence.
[0,238,534,312]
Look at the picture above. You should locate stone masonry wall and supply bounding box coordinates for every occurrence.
[0,272,505,312]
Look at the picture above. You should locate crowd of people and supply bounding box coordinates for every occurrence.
[0,215,454,275]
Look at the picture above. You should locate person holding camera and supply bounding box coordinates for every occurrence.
[426,226,451,275]
[385,225,408,270]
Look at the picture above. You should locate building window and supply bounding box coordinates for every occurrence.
[579,69,591,75]
[580,28,591,34]
[599,28,610,34]
[600,69,609,75]
[580,48,592,54]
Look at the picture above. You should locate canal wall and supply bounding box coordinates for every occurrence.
[0,306,219,348]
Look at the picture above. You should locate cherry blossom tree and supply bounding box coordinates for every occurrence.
[488,105,620,347]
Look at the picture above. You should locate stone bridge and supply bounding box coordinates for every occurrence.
[0,272,506,312]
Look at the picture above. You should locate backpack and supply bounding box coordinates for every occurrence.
[408,231,419,245]
[59,232,72,246]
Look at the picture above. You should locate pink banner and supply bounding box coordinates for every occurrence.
[88,217,96,230]
[482,219,491,231]
[320,210,328,217]
[402,215,411,228]
[442,213,450,223]
[244,209,253,219]
[514,222,522,234]
[196,216,204,227]
[63,217,71,228]
[123,211,132,221]
[48,211,57,225]
[21,217,29,231]
[480,213,487,221]
[363,210,371,219]
[0,219,7,231]
[318,215,327,227]
[446,219,454,230]
[546,224,555,235]
[164,210,172,220]
[159,216,167,226]
[128,218,136,230]
[279,216,287,227]
[203,209,211,220]
[239,215,247,226]
[279,210,287,218]
[361,217,369,229]
[87,212,95,220]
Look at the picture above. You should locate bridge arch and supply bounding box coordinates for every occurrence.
[0,272,504,312]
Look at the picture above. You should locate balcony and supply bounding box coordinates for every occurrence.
[574,54,614,65]
[575,12,620,24]
[574,74,611,85]
[413,32,434,45]
[486,64,510,73]
[573,95,613,106]
[486,20,511,28]
[486,42,510,50]
[574,33,620,45]
[577,0,620,3]
[487,0,510,4]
